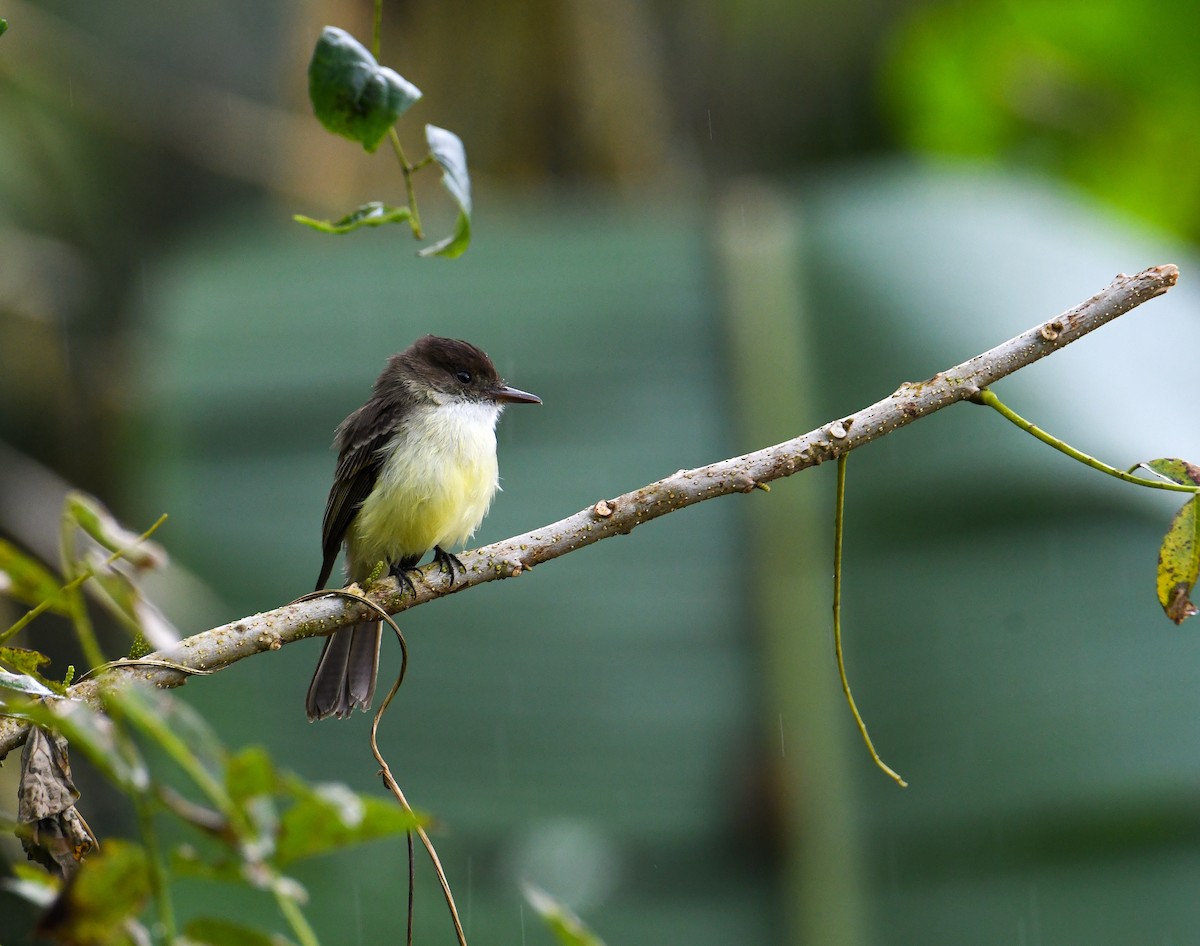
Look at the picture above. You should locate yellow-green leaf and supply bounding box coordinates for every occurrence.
[0,540,67,613]
[1157,496,1200,624]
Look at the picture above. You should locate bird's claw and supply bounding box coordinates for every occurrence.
[432,545,466,587]
[387,561,419,597]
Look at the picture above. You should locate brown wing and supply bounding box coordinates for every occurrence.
[315,404,398,590]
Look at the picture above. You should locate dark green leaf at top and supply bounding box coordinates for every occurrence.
[308,26,422,153]
[419,124,472,258]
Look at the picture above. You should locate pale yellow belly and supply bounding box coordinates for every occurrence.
[347,402,500,576]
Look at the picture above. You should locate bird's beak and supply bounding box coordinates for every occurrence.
[494,384,542,405]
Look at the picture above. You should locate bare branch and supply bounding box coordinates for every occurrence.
[0,264,1179,759]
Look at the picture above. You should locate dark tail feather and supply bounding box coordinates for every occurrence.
[305,622,382,720]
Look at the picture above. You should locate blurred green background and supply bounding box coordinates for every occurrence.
[2,0,1200,943]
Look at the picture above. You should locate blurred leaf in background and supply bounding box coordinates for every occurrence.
[885,0,1200,239]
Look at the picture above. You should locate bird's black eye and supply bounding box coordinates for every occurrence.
[455,370,472,384]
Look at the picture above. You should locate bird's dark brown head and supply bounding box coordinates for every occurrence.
[392,335,541,406]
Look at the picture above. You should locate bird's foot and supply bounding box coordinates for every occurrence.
[432,545,466,587]
[387,561,419,597]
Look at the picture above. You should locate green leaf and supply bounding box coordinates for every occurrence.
[0,668,55,697]
[226,745,279,808]
[0,19,7,37]
[183,916,294,946]
[35,839,150,945]
[308,26,422,153]
[1157,495,1200,624]
[1135,458,1200,486]
[275,780,422,865]
[419,124,473,258]
[293,201,412,234]
[0,647,50,677]
[523,884,607,946]
[64,493,165,569]
[0,540,68,613]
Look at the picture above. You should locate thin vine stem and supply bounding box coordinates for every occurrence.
[358,0,432,245]
[388,128,425,239]
[833,453,908,788]
[976,389,1200,493]
[368,613,469,946]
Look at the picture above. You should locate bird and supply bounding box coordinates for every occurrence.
[306,335,541,720]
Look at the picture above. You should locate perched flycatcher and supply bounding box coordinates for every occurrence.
[306,335,541,720]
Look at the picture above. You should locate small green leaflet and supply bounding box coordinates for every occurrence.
[294,201,412,234]
[308,26,422,153]
[419,124,472,258]
[0,19,8,37]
